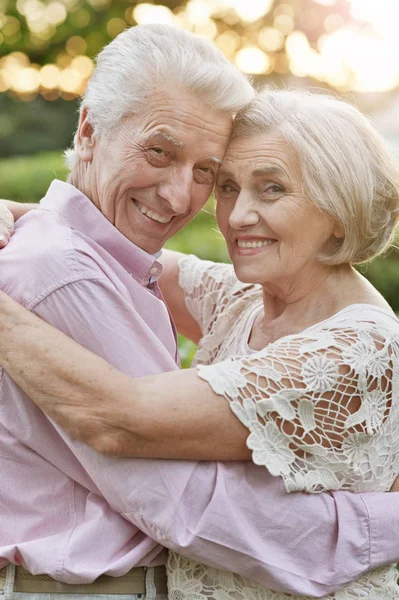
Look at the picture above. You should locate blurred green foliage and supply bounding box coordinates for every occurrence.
[0,95,78,158]
[0,151,68,200]
[1,150,399,368]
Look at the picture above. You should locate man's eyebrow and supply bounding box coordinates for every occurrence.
[207,156,223,165]
[142,132,222,163]
[144,131,184,148]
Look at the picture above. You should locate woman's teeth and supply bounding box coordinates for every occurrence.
[237,240,275,248]
[136,202,172,224]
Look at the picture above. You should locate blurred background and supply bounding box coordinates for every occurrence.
[1,0,399,362]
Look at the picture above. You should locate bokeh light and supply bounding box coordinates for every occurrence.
[133,4,175,25]
[236,47,271,74]
[2,0,399,100]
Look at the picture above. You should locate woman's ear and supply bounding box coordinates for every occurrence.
[333,221,344,239]
[76,107,95,162]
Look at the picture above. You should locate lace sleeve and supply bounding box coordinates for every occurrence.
[197,324,399,493]
[178,255,239,336]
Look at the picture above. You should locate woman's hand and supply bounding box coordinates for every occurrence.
[0,202,15,248]
[0,200,38,247]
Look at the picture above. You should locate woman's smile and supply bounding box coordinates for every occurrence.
[234,236,278,255]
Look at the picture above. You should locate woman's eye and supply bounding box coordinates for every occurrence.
[264,184,283,194]
[221,184,237,193]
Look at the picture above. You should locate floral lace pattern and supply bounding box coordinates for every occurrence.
[174,255,399,600]
[167,554,399,600]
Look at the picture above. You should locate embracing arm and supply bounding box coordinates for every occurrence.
[0,292,398,595]
[1,199,38,219]
[0,199,38,245]
[0,290,249,459]
[158,249,202,343]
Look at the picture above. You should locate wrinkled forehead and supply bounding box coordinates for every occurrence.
[131,88,233,161]
[221,131,300,179]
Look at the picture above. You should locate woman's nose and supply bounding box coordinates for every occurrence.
[228,191,259,229]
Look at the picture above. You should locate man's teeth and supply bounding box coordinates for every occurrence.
[237,240,275,248]
[137,203,172,224]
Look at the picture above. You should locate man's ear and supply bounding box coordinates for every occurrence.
[76,107,95,162]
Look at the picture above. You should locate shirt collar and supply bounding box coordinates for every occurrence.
[40,180,163,286]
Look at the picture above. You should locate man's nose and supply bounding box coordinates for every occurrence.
[228,191,259,229]
[158,166,193,215]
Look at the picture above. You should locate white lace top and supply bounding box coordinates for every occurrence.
[167,255,399,600]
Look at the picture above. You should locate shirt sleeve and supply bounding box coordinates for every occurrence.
[177,254,240,335]
[133,465,399,596]
[198,324,399,494]
[31,286,399,596]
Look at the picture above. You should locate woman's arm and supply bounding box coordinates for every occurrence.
[1,200,37,220]
[158,249,202,343]
[0,287,394,472]
[0,291,250,459]
[0,200,37,246]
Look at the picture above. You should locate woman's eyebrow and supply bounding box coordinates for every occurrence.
[217,164,287,180]
[217,167,235,179]
[252,165,287,178]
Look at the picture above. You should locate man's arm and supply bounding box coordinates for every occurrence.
[0,290,398,596]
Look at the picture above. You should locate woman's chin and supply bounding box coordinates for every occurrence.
[232,264,267,285]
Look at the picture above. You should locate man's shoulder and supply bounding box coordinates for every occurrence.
[0,210,109,306]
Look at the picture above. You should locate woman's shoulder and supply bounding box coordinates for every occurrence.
[263,304,399,361]
[308,303,399,337]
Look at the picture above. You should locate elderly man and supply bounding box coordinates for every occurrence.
[0,23,398,600]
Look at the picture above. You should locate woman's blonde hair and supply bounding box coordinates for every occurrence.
[232,89,399,265]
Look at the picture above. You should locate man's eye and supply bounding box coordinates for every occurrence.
[146,147,169,166]
[195,167,216,184]
[149,147,165,156]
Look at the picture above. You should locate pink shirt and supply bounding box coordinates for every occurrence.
[0,180,398,597]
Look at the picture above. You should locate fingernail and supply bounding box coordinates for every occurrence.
[0,235,7,247]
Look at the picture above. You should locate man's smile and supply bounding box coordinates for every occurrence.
[133,199,173,224]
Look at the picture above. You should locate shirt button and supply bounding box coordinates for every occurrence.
[150,266,158,275]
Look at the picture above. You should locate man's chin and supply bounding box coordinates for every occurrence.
[130,235,164,256]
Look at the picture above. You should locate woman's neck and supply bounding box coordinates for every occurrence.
[249,264,389,350]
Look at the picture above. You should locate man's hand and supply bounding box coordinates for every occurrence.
[390,475,399,492]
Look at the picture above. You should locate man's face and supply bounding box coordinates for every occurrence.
[77,88,232,254]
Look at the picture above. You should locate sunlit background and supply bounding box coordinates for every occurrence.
[2,0,399,99]
[2,0,399,360]
[0,0,397,161]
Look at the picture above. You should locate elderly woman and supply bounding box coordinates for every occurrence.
[0,89,399,599]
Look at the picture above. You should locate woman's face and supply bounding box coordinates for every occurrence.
[216,132,341,291]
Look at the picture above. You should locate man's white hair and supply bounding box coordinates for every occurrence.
[66,24,254,168]
[232,88,399,265]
